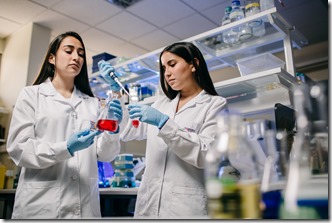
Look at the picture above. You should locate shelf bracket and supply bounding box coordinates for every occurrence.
[283,27,295,76]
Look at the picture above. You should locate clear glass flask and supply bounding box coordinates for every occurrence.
[96,91,119,132]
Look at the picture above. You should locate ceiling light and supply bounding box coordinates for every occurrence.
[105,0,141,8]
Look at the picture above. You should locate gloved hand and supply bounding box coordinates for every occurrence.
[109,99,123,123]
[67,129,98,156]
[128,104,169,129]
[98,60,121,92]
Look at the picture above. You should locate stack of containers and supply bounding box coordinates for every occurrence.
[112,154,136,188]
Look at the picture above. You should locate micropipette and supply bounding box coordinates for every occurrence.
[109,71,140,128]
[109,71,131,98]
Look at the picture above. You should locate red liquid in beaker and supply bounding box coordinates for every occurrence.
[132,120,139,128]
[97,119,118,132]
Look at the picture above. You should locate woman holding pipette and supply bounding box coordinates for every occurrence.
[98,42,228,219]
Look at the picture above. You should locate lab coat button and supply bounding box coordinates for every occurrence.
[73,209,80,215]
[71,175,78,180]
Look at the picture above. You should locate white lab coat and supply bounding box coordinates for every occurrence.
[6,79,121,219]
[120,90,227,219]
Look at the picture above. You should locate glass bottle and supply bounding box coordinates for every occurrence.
[239,6,253,41]
[205,114,262,219]
[129,84,140,128]
[260,0,275,22]
[222,6,239,45]
[260,0,275,11]
[96,90,119,132]
[245,0,266,37]
[229,0,252,42]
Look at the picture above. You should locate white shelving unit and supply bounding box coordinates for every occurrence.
[89,7,306,108]
[0,107,9,151]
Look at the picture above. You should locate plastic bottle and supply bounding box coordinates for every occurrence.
[245,0,266,37]
[222,6,239,45]
[205,114,262,219]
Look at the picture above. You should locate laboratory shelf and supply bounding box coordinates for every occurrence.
[89,8,307,85]
[215,68,299,113]
[0,107,8,114]
[214,67,298,100]
[89,7,307,109]
[136,68,299,109]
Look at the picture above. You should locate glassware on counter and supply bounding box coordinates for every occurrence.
[205,113,262,219]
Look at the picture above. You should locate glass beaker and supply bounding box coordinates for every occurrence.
[129,84,140,128]
[96,91,119,132]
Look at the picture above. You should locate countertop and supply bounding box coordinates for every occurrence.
[0,187,139,195]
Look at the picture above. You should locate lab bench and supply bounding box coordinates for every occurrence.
[0,187,138,219]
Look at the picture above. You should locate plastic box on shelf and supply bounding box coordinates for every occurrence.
[92,52,116,73]
[236,52,285,76]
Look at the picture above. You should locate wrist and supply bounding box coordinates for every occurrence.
[67,144,74,156]
[158,115,169,129]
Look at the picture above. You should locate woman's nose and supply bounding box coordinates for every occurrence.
[72,51,80,60]
[164,68,171,77]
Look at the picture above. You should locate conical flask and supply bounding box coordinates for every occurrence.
[96,90,119,132]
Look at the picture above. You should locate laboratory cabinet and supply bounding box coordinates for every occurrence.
[0,188,138,219]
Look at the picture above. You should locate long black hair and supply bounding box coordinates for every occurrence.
[159,42,218,100]
[32,31,94,97]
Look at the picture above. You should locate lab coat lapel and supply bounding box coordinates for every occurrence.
[39,78,57,97]
[39,78,84,108]
[170,93,180,118]
[70,87,86,108]
[176,90,210,115]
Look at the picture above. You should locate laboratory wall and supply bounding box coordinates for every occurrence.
[0,23,51,175]
[0,23,51,113]
[0,39,4,54]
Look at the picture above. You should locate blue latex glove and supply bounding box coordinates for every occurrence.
[128,104,169,129]
[67,129,98,156]
[109,99,123,123]
[97,60,121,92]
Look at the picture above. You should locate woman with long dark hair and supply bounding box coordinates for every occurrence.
[98,42,228,218]
[7,31,123,219]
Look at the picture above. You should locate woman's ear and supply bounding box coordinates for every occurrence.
[193,58,199,67]
[48,54,55,65]
[191,58,199,72]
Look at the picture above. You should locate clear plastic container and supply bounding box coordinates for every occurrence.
[236,52,285,76]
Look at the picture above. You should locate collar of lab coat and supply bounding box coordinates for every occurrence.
[39,78,89,107]
[173,90,210,114]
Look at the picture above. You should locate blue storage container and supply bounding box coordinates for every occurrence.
[92,52,116,73]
